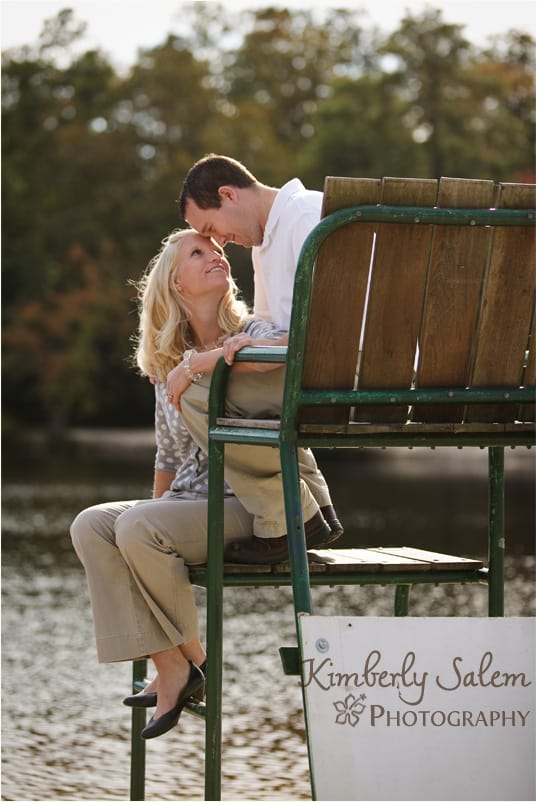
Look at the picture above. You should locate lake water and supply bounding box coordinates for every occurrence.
[1,437,535,801]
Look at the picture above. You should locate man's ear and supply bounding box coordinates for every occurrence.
[218,185,238,203]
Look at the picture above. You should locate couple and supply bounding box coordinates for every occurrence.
[70,154,343,740]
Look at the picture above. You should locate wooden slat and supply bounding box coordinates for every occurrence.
[216,417,281,430]
[414,178,496,422]
[467,182,536,423]
[321,177,380,213]
[220,564,272,574]
[297,421,534,435]
[520,308,535,422]
[215,418,534,436]
[372,546,483,570]
[300,177,381,424]
[306,547,483,573]
[309,548,395,565]
[355,177,437,423]
[302,548,415,572]
[192,558,331,576]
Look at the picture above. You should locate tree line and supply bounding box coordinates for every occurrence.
[2,3,535,436]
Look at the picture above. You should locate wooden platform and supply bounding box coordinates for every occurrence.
[189,546,484,580]
[307,546,483,571]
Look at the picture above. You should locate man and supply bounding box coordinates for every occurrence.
[178,153,322,331]
[174,154,342,563]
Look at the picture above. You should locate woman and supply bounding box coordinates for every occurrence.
[70,229,337,740]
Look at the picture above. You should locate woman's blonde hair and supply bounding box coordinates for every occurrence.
[134,228,249,380]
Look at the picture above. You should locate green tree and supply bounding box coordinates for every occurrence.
[379,8,474,177]
[220,5,376,182]
[299,73,428,185]
[379,8,535,180]
[2,5,535,435]
[2,11,155,431]
[465,30,535,181]
[3,245,139,433]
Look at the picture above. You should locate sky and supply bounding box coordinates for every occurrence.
[1,0,535,71]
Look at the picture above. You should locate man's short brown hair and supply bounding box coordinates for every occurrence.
[178,154,257,218]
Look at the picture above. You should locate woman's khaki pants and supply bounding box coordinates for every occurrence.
[70,492,252,663]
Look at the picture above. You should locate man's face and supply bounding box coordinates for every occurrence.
[184,187,263,249]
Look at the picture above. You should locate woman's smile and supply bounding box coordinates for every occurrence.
[206,263,227,274]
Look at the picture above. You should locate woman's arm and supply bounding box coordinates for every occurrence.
[166,333,288,405]
[153,469,174,498]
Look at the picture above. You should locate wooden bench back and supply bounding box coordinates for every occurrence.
[301,177,535,426]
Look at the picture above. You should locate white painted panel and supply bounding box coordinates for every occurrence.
[299,616,535,801]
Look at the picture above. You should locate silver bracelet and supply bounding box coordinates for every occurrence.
[183,349,203,383]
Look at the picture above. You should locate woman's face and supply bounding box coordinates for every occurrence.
[173,232,231,303]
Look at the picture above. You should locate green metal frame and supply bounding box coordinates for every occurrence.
[130,659,147,801]
[129,205,535,801]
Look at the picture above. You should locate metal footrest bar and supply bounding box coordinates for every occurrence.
[183,701,207,720]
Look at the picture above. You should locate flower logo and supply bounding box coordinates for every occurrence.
[333,693,367,726]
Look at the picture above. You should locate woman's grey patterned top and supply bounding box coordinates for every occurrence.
[154,317,286,497]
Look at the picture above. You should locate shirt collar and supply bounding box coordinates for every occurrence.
[261,178,305,248]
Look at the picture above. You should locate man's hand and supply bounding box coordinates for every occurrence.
[222,332,288,372]
[222,333,255,365]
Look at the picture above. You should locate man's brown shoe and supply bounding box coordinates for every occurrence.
[224,510,333,565]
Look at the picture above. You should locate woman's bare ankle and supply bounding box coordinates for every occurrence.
[150,649,190,717]
[141,676,158,694]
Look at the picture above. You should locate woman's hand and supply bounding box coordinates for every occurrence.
[166,361,191,408]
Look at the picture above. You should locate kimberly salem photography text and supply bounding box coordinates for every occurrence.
[302,649,531,703]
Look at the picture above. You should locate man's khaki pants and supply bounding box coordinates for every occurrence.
[181,368,333,538]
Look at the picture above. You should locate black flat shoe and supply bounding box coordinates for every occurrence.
[123,660,206,707]
[140,661,205,740]
[123,690,158,708]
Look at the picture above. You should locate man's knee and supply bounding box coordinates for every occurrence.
[226,371,284,417]
[182,380,210,414]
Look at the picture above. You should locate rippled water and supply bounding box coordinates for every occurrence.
[2,445,535,801]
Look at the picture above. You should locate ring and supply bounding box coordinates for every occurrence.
[167,394,173,401]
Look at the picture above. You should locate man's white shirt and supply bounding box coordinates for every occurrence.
[252,178,323,330]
